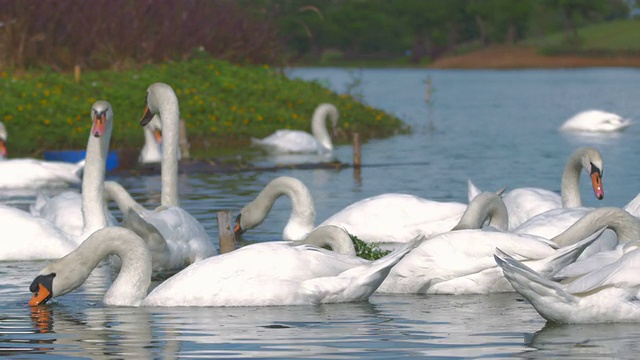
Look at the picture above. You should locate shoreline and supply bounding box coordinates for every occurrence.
[428,46,640,69]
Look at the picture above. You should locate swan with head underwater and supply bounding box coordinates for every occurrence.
[0,122,84,188]
[559,109,631,133]
[28,220,422,307]
[234,176,499,247]
[105,82,216,272]
[495,208,640,323]
[0,101,115,260]
[467,146,605,230]
[250,103,339,154]
[374,192,627,295]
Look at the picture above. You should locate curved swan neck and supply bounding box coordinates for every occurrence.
[103,180,145,214]
[82,103,113,236]
[561,147,601,208]
[552,207,640,247]
[241,176,315,240]
[311,104,338,152]
[298,225,356,256]
[44,227,152,306]
[452,192,509,231]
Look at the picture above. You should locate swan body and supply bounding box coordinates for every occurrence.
[468,147,604,229]
[251,103,339,154]
[560,109,631,133]
[494,208,640,323]
[0,101,114,260]
[29,226,422,307]
[0,158,84,189]
[375,195,616,295]
[495,245,640,323]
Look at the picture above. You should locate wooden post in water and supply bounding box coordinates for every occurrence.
[217,210,236,254]
[353,133,362,182]
[179,119,191,159]
[425,75,432,105]
[74,65,81,84]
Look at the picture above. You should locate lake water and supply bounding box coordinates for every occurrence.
[2,67,640,358]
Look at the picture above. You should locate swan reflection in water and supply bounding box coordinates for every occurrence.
[523,322,640,358]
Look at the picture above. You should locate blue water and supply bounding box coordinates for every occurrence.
[2,67,640,358]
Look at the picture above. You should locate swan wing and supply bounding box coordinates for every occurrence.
[514,207,591,239]
[142,206,216,270]
[503,187,562,229]
[320,193,467,243]
[565,248,640,294]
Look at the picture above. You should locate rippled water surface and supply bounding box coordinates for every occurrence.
[2,67,640,358]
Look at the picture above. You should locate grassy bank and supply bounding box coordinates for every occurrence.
[0,57,410,158]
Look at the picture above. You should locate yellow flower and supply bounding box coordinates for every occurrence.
[67,117,73,125]
[77,127,83,133]
[257,115,263,121]
[292,113,298,119]
[243,119,249,125]
[44,119,51,125]
[17,105,23,111]
[3,115,13,121]
[263,64,269,69]
[0,71,7,78]
[44,89,50,97]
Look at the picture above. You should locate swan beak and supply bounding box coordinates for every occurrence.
[591,171,604,200]
[0,139,7,157]
[140,105,155,126]
[153,129,163,144]
[234,214,245,237]
[29,283,52,307]
[92,111,106,138]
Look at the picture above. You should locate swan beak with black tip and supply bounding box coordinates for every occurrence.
[590,164,604,200]
[234,214,245,239]
[29,274,55,306]
[140,104,155,126]
[0,139,7,158]
[92,109,107,138]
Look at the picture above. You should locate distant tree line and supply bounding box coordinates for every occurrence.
[0,0,633,71]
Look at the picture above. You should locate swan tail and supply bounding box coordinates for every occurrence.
[527,230,602,279]
[303,235,425,304]
[495,248,577,302]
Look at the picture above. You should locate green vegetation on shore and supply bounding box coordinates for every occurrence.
[0,58,410,158]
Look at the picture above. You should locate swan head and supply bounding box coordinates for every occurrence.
[140,82,178,126]
[0,121,7,158]
[91,100,113,138]
[29,260,91,306]
[579,148,604,200]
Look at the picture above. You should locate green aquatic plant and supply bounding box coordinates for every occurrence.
[349,233,391,260]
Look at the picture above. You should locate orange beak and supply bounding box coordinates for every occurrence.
[140,104,154,126]
[0,139,6,157]
[92,112,106,138]
[29,283,52,307]
[591,172,604,200]
[153,129,162,144]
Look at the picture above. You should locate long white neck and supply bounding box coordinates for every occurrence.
[159,97,180,207]
[103,180,145,214]
[242,176,315,240]
[560,148,590,208]
[48,227,152,306]
[311,104,338,152]
[81,126,111,236]
[552,207,640,246]
[298,225,356,256]
[451,192,509,231]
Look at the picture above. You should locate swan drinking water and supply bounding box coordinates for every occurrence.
[28,225,422,307]
[559,109,631,133]
[251,103,339,154]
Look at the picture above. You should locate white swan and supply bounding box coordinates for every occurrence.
[234,176,471,246]
[559,109,632,133]
[117,82,215,271]
[495,210,640,323]
[0,153,84,189]
[0,101,114,260]
[251,103,339,154]
[138,114,182,164]
[28,226,422,307]
[468,146,604,230]
[375,194,617,295]
[0,120,7,160]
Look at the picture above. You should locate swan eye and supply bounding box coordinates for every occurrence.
[590,162,602,177]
